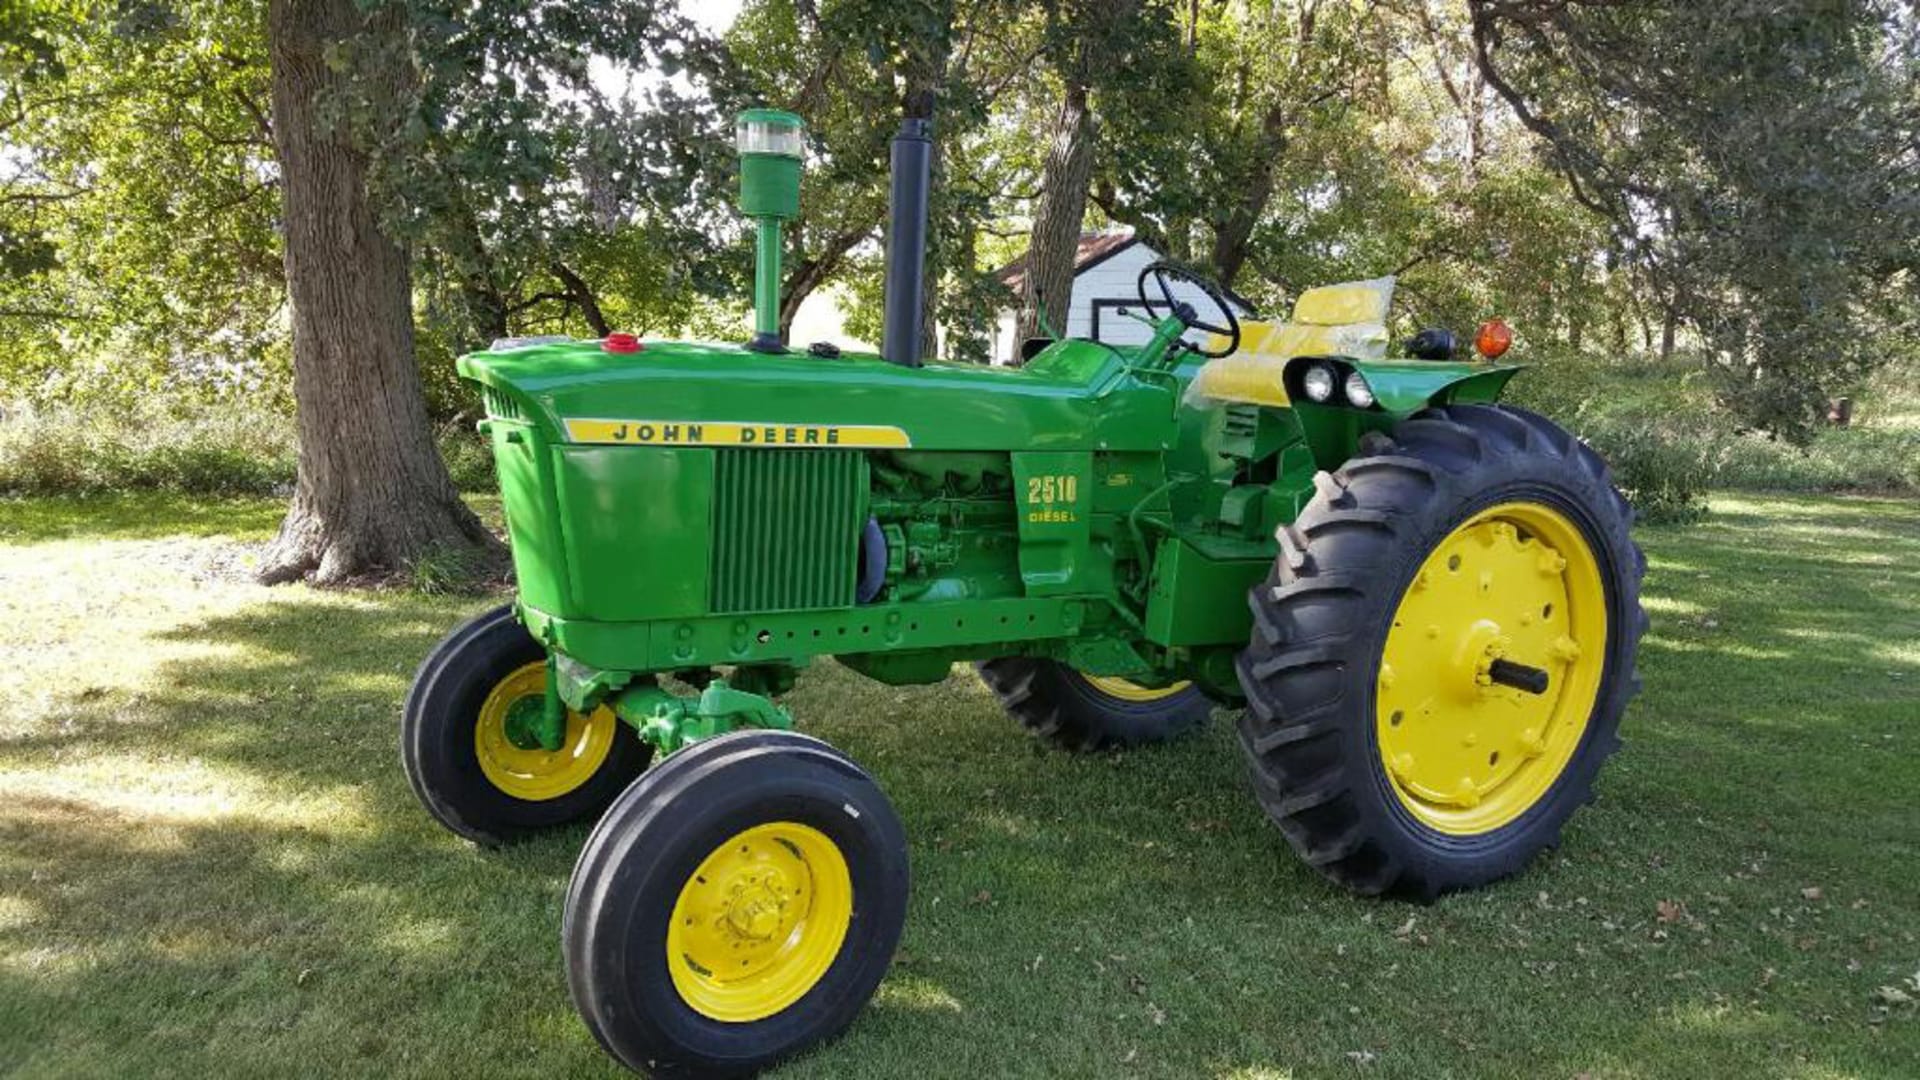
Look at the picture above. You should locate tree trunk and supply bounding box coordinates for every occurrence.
[460,277,510,345]
[777,223,874,343]
[1018,81,1095,343]
[1207,103,1289,288]
[260,0,502,585]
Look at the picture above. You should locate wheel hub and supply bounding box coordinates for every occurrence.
[725,884,785,941]
[716,868,799,945]
[502,694,549,750]
[1376,502,1608,835]
[667,822,852,1023]
[1448,621,1513,697]
[473,661,618,802]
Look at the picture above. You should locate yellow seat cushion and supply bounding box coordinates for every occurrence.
[1292,277,1394,325]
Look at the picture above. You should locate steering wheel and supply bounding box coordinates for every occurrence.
[1136,261,1241,359]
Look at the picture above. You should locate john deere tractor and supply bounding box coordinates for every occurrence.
[403,110,1644,1076]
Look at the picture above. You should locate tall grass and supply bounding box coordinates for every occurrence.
[0,401,296,496]
[0,401,497,496]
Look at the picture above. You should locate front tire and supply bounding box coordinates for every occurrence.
[401,604,651,846]
[977,658,1212,751]
[1236,405,1646,898]
[564,730,909,1077]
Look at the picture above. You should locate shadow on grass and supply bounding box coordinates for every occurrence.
[3,491,1916,1077]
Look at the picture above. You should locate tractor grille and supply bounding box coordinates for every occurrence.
[482,385,525,422]
[710,450,865,613]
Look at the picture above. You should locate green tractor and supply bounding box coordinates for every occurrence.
[403,110,1644,1075]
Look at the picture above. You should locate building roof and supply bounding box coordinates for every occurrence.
[994,231,1139,294]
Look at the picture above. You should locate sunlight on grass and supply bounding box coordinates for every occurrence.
[375,916,462,958]
[970,807,1032,836]
[1788,1066,1873,1080]
[1641,595,1706,617]
[1664,1000,1781,1037]
[871,975,965,1014]
[0,896,37,933]
[0,754,370,831]
[1640,637,1793,661]
[0,943,89,979]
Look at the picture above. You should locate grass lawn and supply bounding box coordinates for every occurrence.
[1,490,1915,1078]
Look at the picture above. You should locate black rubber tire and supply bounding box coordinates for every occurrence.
[1236,404,1647,899]
[564,730,909,1077]
[401,604,651,846]
[976,658,1213,752]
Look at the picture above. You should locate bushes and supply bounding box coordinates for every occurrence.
[1566,409,1723,523]
[1506,352,1723,522]
[1715,426,1920,493]
[0,402,500,497]
[1504,349,1920,523]
[435,421,497,493]
[0,402,296,496]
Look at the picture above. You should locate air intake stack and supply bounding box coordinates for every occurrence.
[735,109,805,354]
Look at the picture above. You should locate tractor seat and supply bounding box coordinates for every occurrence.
[1191,277,1395,407]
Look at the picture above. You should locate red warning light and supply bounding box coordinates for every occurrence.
[1475,319,1513,360]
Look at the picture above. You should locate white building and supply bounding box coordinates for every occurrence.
[988,231,1255,364]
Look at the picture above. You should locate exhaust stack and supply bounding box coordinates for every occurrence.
[881,118,932,368]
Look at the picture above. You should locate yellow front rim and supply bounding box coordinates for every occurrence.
[473,661,617,802]
[1377,501,1609,836]
[667,822,854,1023]
[1080,674,1193,703]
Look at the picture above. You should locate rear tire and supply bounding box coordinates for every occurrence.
[401,604,651,846]
[1236,405,1646,898]
[977,658,1212,752]
[563,730,909,1077]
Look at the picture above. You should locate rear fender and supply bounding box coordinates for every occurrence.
[1298,357,1523,416]
[1278,357,1524,469]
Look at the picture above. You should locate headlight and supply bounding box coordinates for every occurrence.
[1344,371,1375,409]
[1302,364,1335,402]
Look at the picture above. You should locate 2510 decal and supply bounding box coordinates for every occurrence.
[1025,474,1080,524]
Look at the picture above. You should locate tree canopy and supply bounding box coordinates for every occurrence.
[2,0,1914,439]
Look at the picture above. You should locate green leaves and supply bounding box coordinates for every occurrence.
[2,0,1909,424]
[1469,0,1919,437]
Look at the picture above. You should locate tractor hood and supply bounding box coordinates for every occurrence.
[458,337,1180,453]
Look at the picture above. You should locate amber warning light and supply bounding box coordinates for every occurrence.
[1475,319,1513,360]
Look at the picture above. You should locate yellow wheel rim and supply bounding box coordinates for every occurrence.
[667,821,854,1023]
[473,661,617,802]
[1080,674,1192,703]
[1376,501,1609,836]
